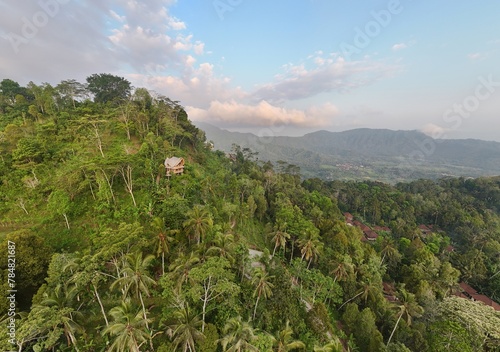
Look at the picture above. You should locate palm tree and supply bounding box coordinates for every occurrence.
[271,222,290,258]
[168,302,205,352]
[298,232,323,269]
[275,320,305,351]
[111,251,156,333]
[152,217,177,275]
[387,289,424,345]
[103,301,151,352]
[169,251,201,291]
[183,205,213,244]
[219,316,259,352]
[206,230,236,264]
[251,268,275,320]
[329,255,355,283]
[313,339,343,352]
[339,279,380,309]
[379,237,401,267]
[34,283,83,351]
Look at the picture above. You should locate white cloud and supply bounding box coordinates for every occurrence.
[110,10,126,23]
[467,52,485,61]
[168,17,186,30]
[392,43,407,51]
[0,1,204,84]
[128,61,246,107]
[252,54,400,103]
[420,123,447,139]
[187,100,338,128]
[193,41,205,55]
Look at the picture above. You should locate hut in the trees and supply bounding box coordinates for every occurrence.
[165,157,185,176]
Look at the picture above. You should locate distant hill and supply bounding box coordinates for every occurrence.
[196,122,500,183]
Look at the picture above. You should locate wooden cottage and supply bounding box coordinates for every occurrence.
[165,157,185,176]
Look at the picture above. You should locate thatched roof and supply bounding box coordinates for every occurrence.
[164,157,184,168]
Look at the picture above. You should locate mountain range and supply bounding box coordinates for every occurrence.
[196,122,500,183]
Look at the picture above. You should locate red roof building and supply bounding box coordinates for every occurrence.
[364,230,379,241]
[456,282,500,311]
[418,224,432,235]
[373,226,391,233]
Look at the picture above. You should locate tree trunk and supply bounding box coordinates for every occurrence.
[83,170,96,200]
[139,291,149,330]
[18,199,29,214]
[100,169,116,204]
[63,213,70,230]
[387,309,404,345]
[162,252,165,276]
[93,283,109,326]
[121,165,137,207]
[92,123,105,158]
[201,275,212,333]
[253,295,260,320]
[139,291,154,350]
[339,290,364,310]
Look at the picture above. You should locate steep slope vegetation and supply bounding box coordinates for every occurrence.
[0,78,499,352]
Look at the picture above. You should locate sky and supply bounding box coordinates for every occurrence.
[1,0,500,141]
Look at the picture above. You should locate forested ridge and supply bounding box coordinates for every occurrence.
[0,75,499,351]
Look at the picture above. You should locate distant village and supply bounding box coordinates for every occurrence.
[343,212,500,311]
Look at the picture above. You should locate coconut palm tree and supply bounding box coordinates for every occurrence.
[152,216,177,275]
[387,288,424,345]
[103,301,151,352]
[274,320,305,351]
[34,283,83,351]
[313,339,343,352]
[329,255,355,283]
[298,232,323,269]
[168,302,205,352]
[251,268,275,320]
[271,222,290,258]
[206,230,236,264]
[379,237,401,268]
[219,316,259,352]
[169,251,201,291]
[183,205,213,244]
[111,251,156,333]
[339,279,380,309]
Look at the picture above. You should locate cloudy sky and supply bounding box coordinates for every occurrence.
[1,1,500,140]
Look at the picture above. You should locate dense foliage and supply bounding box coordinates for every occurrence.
[0,76,499,351]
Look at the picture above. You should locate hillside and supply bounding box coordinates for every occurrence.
[198,122,500,183]
[1,77,500,352]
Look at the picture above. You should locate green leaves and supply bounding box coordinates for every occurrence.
[86,74,132,104]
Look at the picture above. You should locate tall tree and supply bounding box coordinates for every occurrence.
[298,231,323,269]
[30,283,83,351]
[152,217,176,275]
[251,268,275,320]
[111,251,156,334]
[219,316,259,352]
[188,257,240,332]
[183,205,213,245]
[103,301,151,352]
[168,302,205,352]
[86,73,132,104]
[387,289,424,345]
[169,251,201,290]
[0,78,24,104]
[56,79,87,108]
[274,320,305,352]
[271,222,290,258]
